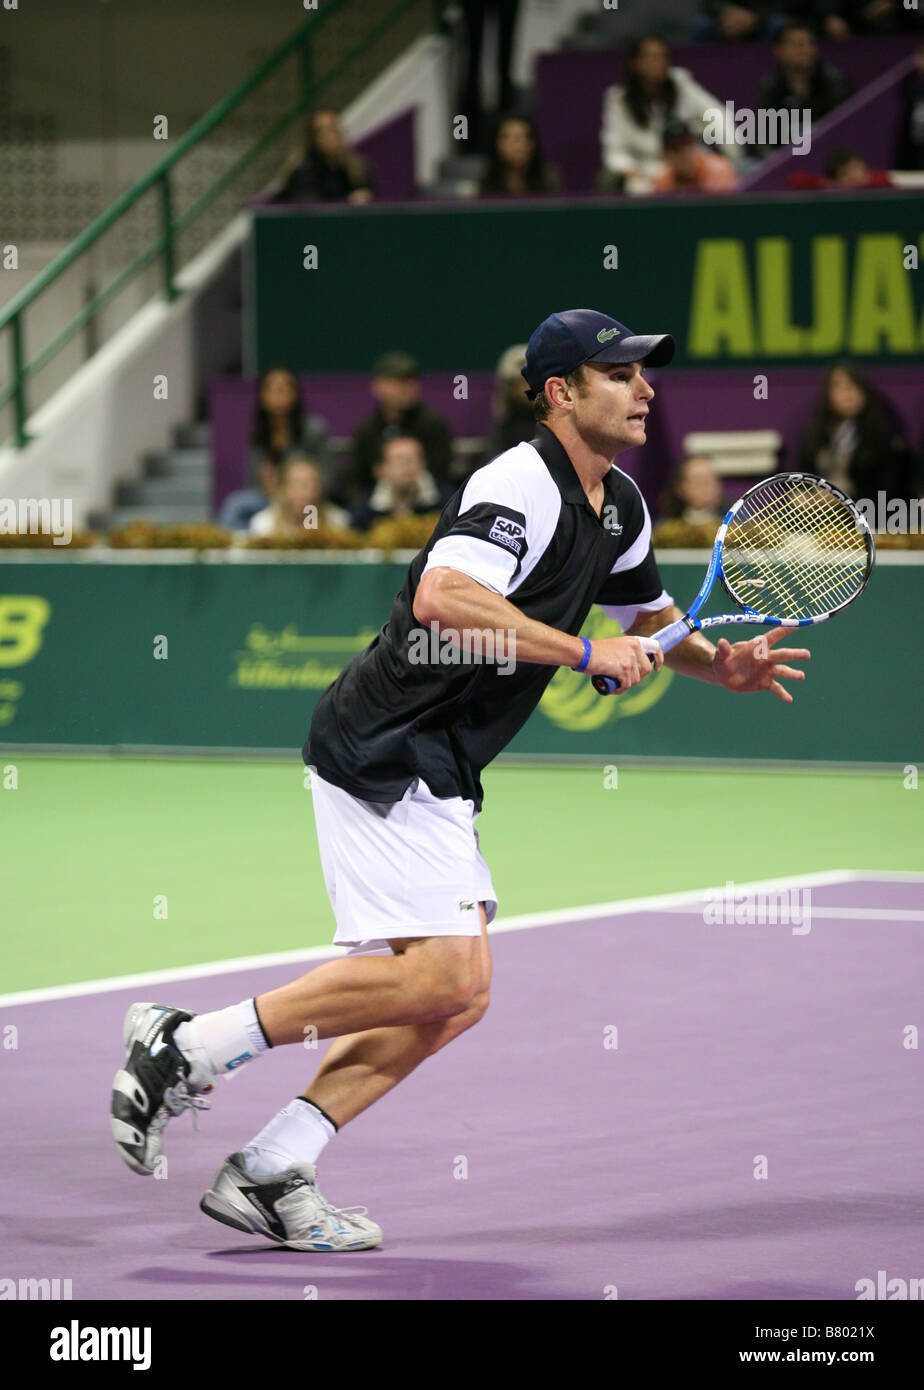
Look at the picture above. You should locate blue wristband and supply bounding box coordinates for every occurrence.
[572,636,592,673]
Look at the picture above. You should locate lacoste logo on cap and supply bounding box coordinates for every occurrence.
[597,327,619,343]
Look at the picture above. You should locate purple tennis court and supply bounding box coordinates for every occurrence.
[2,874,921,1302]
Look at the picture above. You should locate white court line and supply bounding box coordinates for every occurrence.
[0,868,921,1009]
[659,907,924,922]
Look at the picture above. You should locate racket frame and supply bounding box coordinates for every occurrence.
[592,472,875,696]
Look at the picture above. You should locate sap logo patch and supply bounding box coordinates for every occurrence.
[488,516,526,555]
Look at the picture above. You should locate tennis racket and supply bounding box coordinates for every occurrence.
[592,472,875,696]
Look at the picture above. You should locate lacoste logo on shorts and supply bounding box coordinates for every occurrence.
[488,516,525,555]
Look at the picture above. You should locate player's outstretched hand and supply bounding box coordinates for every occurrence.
[586,636,663,692]
[714,629,810,703]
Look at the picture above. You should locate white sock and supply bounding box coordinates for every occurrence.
[173,999,271,1078]
[242,1098,336,1176]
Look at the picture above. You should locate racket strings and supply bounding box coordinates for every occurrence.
[725,528,863,617]
[722,477,870,619]
[734,497,859,608]
[725,499,866,616]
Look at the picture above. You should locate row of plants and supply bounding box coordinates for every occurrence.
[0,515,443,553]
[651,519,924,550]
[1,516,922,552]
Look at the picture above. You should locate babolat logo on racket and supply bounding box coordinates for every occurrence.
[488,516,526,555]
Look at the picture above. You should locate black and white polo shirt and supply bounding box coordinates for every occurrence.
[305,424,672,810]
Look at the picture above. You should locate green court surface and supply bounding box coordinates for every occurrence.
[1,756,921,994]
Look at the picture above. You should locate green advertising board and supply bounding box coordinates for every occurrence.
[0,554,919,763]
[252,194,924,372]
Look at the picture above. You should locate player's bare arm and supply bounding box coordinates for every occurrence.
[415,564,662,690]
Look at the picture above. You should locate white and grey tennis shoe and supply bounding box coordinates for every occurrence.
[110,1001,213,1175]
[200,1151,383,1251]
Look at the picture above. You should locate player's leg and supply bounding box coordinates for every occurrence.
[198,914,492,1252]
[253,925,482,1044]
[110,931,482,1181]
[111,760,487,1180]
[231,781,496,1175]
[288,908,492,1128]
[197,778,496,1252]
[116,773,492,1248]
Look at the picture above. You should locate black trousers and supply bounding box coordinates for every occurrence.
[461,0,520,126]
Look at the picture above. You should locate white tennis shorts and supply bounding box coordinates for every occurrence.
[308,766,498,956]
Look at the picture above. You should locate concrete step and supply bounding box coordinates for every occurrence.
[173,420,212,449]
[142,447,211,479]
[102,504,214,528]
[115,474,211,506]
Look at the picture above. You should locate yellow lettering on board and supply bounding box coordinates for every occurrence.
[757,238,805,354]
[805,236,846,355]
[848,234,915,354]
[688,240,756,357]
[0,596,51,666]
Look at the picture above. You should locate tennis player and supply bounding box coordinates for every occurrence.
[111,309,810,1250]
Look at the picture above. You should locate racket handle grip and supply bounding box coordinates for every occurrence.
[590,619,693,697]
[592,645,660,696]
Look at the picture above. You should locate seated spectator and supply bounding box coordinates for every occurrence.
[247,365,336,489]
[797,364,915,503]
[478,117,560,197]
[755,23,852,150]
[272,108,374,205]
[659,454,725,525]
[351,353,453,495]
[249,454,350,538]
[897,41,924,170]
[350,435,450,532]
[651,120,739,192]
[788,147,894,189]
[483,343,535,463]
[599,36,736,196]
[825,148,893,187]
[218,456,281,533]
[223,364,334,532]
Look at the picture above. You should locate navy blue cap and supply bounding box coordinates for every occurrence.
[521,309,675,400]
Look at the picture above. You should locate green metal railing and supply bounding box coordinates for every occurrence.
[0,0,436,448]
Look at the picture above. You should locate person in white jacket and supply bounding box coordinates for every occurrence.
[600,35,737,195]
